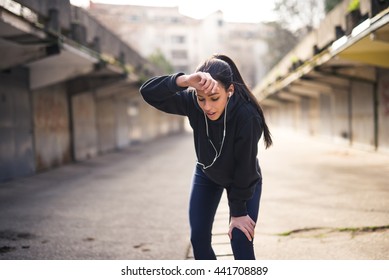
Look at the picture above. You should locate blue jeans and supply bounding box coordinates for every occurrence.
[189,165,262,260]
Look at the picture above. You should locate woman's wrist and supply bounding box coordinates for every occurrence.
[176,74,189,88]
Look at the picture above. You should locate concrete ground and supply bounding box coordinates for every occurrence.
[0,129,388,260]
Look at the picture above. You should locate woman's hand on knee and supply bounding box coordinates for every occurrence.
[228,215,256,241]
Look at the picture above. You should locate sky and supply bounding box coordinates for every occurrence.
[70,0,278,23]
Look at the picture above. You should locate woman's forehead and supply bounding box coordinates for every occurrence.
[196,89,223,97]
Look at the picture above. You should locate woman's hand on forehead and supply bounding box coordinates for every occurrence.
[186,72,219,94]
[198,72,218,94]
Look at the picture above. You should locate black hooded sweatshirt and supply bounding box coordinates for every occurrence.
[140,73,263,217]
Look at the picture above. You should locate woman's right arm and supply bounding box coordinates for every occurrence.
[139,73,190,116]
[140,72,219,115]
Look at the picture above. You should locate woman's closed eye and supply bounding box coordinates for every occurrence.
[197,96,220,102]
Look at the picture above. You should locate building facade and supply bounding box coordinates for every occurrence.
[88,3,270,87]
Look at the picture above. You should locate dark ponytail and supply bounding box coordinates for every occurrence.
[213,54,272,149]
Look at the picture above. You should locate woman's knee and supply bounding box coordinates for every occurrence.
[230,228,255,260]
[190,228,211,246]
[230,227,253,245]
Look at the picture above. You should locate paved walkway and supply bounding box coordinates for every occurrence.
[0,130,388,260]
[0,132,195,259]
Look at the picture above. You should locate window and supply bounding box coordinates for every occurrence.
[171,50,187,59]
[175,65,188,73]
[128,14,140,22]
[171,17,180,23]
[171,35,186,44]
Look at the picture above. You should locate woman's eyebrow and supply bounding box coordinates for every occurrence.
[196,92,219,98]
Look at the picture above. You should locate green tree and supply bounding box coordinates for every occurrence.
[265,0,328,68]
[263,0,344,72]
[262,21,299,70]
[148,49,173,74]
[325,0,343,13]
[273,0,325,34]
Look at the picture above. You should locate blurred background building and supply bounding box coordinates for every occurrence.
[87,2,270,88]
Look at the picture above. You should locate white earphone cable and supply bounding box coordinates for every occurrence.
[197,94,231,170]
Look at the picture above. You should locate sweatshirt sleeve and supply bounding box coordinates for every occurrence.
[139,73,192,116]
[228,116,262,217]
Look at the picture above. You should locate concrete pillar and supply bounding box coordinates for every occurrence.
[71,23,87,45]
[48,8,60,33]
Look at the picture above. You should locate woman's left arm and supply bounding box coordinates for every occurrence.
[228,116,262,240]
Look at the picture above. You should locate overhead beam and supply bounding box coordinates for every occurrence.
[306,70,351,88]
[67,74,127,96]
[27,43,100,89]
[294,78,348,95]
[338,51,389,69]
[259,98,283,108]
[278,91,301,102]
[294,79,334,93]
[371,29,389,43]
[315,67,377,84]
[286,85,320,98]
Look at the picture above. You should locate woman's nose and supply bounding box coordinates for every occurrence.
[203,101,211,111]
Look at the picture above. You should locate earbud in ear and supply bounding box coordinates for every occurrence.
[228,92,232,98]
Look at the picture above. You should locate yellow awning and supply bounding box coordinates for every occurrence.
[331,12,389,68]
[337,22,389,68]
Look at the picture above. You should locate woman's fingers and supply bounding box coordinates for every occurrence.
[186,72,218,93]
[229,215,256,241]
[197,72,217,93]
[229,224,253,241]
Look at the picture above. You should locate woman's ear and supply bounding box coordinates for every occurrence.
[228,84,235,97]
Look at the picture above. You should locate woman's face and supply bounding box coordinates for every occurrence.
[196,83,234,121]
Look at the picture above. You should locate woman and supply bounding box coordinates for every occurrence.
[140,54,272,260]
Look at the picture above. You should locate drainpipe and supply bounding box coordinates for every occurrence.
[373,70,379,150]
[67,91,76,162]
[348,81,353,146]
[48,8,60,33]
